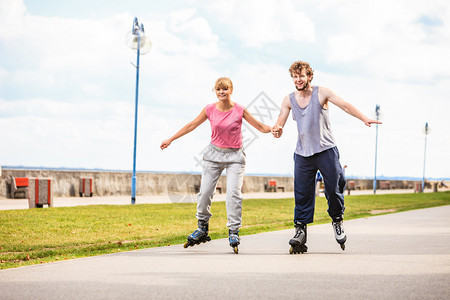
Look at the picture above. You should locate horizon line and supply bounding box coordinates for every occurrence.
[1,165,448,181]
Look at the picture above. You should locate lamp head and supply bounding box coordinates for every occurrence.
[125,17,152,55]
[424,122,430,134]
[132,17,139,35]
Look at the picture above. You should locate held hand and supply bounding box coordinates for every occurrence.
[160,139,172,150]
[271,125,283,138]
[364,119,383,127]
[263,125,272,133]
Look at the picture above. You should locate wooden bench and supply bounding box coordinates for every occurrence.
[346,181,361,195]
[11,177,29,199]
[380,181,390,189]
[265,180,276,192]
[348,181,356,190]
[265,180,285,192]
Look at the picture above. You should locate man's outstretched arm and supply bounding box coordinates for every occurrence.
[321,87,382,127]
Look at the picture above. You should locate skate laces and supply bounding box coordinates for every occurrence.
[293,223,306,239]
[229,231,240,243]
[229,235,239,243]
[191,228,207,238]
[333,221,343,235]
[294,228,304,239]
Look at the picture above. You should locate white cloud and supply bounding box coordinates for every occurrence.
[324,0,450,82]
[327,34,367,63]
[0,0,27,39]
[204,0,315,47]
[152,9,221,59]
[168,8,216,42]
[0,67,9,84]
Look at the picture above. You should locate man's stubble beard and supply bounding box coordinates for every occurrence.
[295,81,310,91]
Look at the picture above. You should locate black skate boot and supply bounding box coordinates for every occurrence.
[332,216,346,251]
[183,220,211,248]
[228,229,240,254]
[289,222,308,254]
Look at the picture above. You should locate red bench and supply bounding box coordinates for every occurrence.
[11,177,29,199]
[380,181,390,189]
[266,180,285,192]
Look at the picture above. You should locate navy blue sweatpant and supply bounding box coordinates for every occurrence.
[293,147,346,224]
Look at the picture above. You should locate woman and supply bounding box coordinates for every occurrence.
[160,77,271,254]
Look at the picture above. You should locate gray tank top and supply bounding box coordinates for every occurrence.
[290,86,336,157]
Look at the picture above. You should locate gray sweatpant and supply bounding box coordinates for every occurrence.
[196,143,246,231]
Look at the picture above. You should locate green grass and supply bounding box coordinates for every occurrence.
[1,192,449,269]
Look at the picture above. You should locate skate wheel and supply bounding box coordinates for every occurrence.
[289,245,307,254]
[183,241,190,248]
[340,243,345,251]
[233,246,238,254]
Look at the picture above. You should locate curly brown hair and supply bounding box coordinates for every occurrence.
[289,61,314,81]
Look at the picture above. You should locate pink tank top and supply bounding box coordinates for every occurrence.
[205,103,244,148]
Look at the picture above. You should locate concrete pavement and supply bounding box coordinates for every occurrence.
[1,205,449,299]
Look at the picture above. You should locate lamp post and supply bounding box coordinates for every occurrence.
[422,122,430,191]
[126,17,152,204]
[373,104,380,194]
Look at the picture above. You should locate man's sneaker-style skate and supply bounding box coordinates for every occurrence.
[183,220,211,248]
[228,230,240,254]
[289,222,308,254]
[332,217,347,250]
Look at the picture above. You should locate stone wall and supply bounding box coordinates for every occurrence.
[0,168,294,199]
[0,167,422,199]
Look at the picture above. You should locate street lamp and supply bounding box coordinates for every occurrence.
[373,104,381,194]
[125,17,152,204]
[422,122,430,191]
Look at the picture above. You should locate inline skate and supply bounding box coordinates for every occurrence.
[228,229,240,254]
[289,222,308,254]
[183,220,211,248]
[332,216,346,251]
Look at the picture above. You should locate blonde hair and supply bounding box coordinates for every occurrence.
[214,77,233,91]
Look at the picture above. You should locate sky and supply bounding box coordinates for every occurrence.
[0,0,449,179]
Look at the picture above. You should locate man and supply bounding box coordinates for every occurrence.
[272,61,381,254]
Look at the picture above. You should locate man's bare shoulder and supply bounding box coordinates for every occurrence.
[317,86,335,102]
[317,85,332,95]
[282,93,292,108]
